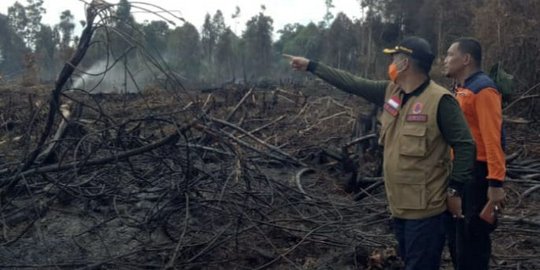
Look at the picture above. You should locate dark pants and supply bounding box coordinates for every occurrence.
[394,212,447,270]
[447,161,496,270]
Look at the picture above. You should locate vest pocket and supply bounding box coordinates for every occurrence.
[388,173,427,210]
[399,125,427,157]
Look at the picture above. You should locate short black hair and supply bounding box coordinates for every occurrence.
[454,37,482,67]
[410,56,432,74]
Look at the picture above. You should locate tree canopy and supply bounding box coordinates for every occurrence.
[0,0,538,90]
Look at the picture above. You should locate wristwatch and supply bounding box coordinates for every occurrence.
[447,187,460,197]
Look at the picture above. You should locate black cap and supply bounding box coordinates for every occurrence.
[383,36,435,68]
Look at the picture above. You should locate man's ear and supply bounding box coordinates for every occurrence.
[463,54,472,66]
[400,57,410,71]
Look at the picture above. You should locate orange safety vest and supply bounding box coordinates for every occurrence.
[454,71,506,182]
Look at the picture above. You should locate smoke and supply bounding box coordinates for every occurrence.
[71,58,155,93]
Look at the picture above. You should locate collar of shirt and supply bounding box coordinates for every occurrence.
[401,78,431,106]
[461,70,485,88]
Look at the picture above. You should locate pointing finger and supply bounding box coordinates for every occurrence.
[282,53,295,60]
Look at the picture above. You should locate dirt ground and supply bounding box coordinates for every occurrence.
[0,83,539,269]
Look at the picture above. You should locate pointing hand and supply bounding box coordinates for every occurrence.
[283,54,309,71]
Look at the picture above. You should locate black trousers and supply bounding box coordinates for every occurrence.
[447,161,496,270]
[394,213,447,270]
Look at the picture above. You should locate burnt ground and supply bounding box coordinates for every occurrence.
[0,82,538,269]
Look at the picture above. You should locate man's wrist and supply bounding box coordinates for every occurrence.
[488,179,504,187]
[448,180,464,195]
[447,187,460,197]
[307,60,318,72]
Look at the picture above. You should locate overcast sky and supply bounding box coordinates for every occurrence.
[0,0,362,38]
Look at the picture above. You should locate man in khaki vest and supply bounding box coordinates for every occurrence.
[285,36,476,270]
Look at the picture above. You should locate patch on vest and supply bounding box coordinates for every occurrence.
[412,102,423,114]
[406,114,428,122]
[384,96,401,117]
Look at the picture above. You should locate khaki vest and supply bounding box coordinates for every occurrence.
[379,81,452,219]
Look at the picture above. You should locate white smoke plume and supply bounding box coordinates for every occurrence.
[71,58,155,93]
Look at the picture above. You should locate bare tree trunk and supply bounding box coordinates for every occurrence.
[365,23,372,77]
[437,2,443,61]
[496,0,502,67]
[338,50,342,69]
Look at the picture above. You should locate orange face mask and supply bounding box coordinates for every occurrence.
[388,63,399,83]
[388,59,406,83]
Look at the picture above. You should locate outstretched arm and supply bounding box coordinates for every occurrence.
[283,54,388,106]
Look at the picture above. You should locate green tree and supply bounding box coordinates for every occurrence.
[200,10,228,83]
[35,25,59,81]
[324,12,356,69]
[79,0,138,80]
[242,6,273,79]
[166,22,202,84]
[231,6,241,33]
[212,10,226,38]
[25,0,45,50]
[116,0,134,26]
[275,23,301,54]
[142,20,170,55]
[323,0,335,28]
[201,10,226,66]
[8,0,45,50]
[277,23,322,59]
[473,0,540,88]
[201,13,216,64]
[7,2,28,44]
[0,14,26,76]
[215,27,240,82]
[57,10,75,50]
[111,0,136,58]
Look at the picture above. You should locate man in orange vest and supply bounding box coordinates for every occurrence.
[286,36,476,270]
[444,37,507,270]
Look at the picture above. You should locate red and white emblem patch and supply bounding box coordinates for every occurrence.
[412,102,423,114]
[383,96,401,117]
